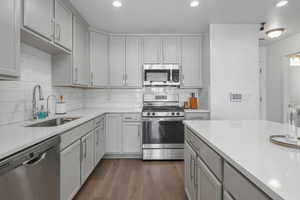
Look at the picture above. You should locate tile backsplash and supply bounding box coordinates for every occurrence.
[83,87,209,109]
[0,43,84,125]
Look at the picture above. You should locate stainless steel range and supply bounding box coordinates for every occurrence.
[142,94,184,160]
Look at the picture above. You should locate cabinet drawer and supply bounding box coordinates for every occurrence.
[185,112,210,120]
[122,113,141,122]
[224,162,271,200]
[94,115,105,128]
[60,120,94,150]
[185,128,223,181]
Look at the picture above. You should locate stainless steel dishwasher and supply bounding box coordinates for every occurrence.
[0,136,60,200]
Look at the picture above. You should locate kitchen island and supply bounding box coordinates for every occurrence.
[183,120,300,200]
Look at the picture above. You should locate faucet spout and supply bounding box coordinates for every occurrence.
[32,84,44,120]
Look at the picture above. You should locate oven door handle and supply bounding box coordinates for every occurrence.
[142,117,184,122]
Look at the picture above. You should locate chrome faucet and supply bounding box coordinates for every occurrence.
[32,84,44,120]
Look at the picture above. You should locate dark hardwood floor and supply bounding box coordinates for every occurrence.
[74,159,187,200]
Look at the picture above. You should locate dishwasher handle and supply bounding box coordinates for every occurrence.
[22,152,47,166]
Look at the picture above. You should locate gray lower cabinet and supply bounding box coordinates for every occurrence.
[224,162,271,200]
[122,122,141,154]
[105,113,141,157]
[185,142,197,200]
[184,112,210,120]
[223,191,234,200]
[81,131,95,184]
[0,0,20,78]
[196,158,222,200]
[94,121,105,165]
[185,128,272,200]
[60,140,81,200]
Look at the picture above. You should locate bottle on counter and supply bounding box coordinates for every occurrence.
[56,95,67,115]
[189,93,198,109]
[38,105,48,119]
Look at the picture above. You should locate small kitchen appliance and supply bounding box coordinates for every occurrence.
[143,64,180,87]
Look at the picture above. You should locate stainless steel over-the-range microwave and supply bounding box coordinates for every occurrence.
[143,64,180,87]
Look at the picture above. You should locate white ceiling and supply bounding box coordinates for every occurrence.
[70,0,300,39]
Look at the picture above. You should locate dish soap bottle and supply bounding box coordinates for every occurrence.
[38,105,48,119]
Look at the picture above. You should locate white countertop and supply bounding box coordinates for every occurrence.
[184,109,210,113]
[183,120,300,200]
[0,107,141,161]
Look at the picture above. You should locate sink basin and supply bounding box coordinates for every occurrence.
[26,117,81,127]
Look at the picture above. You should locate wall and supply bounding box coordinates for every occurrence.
[209,24,260,120]
[0,43,84,125]
[265,32,300,123]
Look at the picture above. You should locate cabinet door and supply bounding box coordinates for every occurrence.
[122,122,141,154]
[143,37,162,63]
[100,123,106,159]
[162,37,180,64]
[94,122,105,165]
[125,37,142,87]
[81,131,94,184]
[60,140,81,200]
[54,0,72,50]
[223,191,234,200]
[90,32,109,87]
[109,37,125,87]
[105,114,122,153]
[73,17,90,86]
[0,0,20,78]
[196,158,222,200]
[181,37,202,88]
[23,0,53,40]
[185,142,197,200]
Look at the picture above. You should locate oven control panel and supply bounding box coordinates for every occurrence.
[142,112,184,117]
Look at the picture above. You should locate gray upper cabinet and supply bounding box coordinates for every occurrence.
[54,0,73,51]
[73,16,90,86]
[143,37,180,64]
[0,0,20,79]
[52,16,89,86]
[181,37,202,88]
[143,37,162,64]
[90,32,109,88]
[23,0,53,40]
[109,36,126,87]
[162,37,180,64]
[125,37,142,88]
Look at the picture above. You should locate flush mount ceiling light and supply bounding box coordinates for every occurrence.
[266,28,285,38]
[190,0,200,7]
[112,0,122,8]
[276,0,288,7]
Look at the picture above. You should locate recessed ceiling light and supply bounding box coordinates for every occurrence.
[190,0,200,7]
[276,0,288,7]
[112,0,122,8]
[266,28,285,38]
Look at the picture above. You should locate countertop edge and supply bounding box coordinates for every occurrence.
[183,121,284,200]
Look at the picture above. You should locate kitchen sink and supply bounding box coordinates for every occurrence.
[26,117,81,127]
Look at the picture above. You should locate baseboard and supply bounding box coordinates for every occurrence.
[103,153,142,159]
